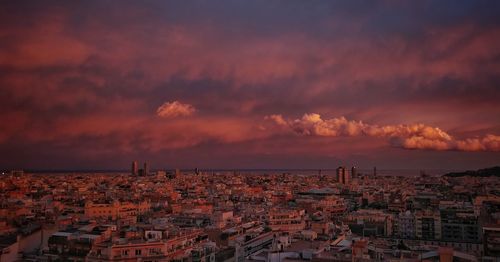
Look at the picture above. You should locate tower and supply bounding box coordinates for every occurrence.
[344,167,351,185]
[351,166,357,179]
[143,162,149,176]
[336,167,343,184]
[131,161,138,176]
[336,167,344,184]
[336,166,351,185]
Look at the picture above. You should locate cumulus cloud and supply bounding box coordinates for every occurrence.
[267,113,500,152]
[264,114,288,126]
[156,101,195,118]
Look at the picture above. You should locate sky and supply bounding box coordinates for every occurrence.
[0,0,499,170]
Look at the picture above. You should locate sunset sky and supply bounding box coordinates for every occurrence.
[1,0,499,170]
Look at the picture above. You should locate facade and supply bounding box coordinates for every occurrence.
[483,226,500,257]
[440,209,480,242]
[84,200,151,220]
[267,209,306,232]
[86,229,209,262]
[396,210,416,239]
[415,209,442,240]
[231,231,274,262]
[346,209,393,237]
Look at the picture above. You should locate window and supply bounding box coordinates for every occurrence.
[149,248,161,255]
[135,249,142,256]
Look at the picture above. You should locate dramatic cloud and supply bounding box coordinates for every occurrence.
[265,114,287,126]
[156,101,195,118]
[0,1,499,169]
[268,113,500,152]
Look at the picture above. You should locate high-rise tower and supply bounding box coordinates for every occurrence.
[131,161,138,176]
[336,166,344,184]
[336,166,351,185]
[143,162,149,176]
[344,167,351,185]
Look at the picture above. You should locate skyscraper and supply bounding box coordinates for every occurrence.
[351,166,357,179]
[131,161,138,176]
[336,166,344,184]
[143,162,149,176]
[336,166,350,185]
[344,167,350,185]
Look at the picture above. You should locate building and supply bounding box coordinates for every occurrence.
[483,226,500,257]
[351,166,357,180]
[480,198,500,258]
[47,230,106,261]
[131,161,138,176]
[440,209,480,242]
[395,210,416,239]
[346,209,393,237]
[415,209,441,240]
[267,209,306,233]
[156,170,166,179]
[86,229,209,262]
[231,231,274,262]
[84,200,151,221]
[336,166,350,185]
[318,196,347,216]
[143,162,149,176]
[211,211,234,229]
[191,243,216,262]
[0,235,18,262]
[336,166,344,184]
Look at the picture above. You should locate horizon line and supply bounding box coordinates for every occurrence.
[0,167,466,174]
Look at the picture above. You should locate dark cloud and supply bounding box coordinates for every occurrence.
[0,0,499,169]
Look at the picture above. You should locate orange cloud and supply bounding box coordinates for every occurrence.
[268,113,500,152]
[156,101,195,118]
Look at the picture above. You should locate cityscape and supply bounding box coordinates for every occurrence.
[1,1,500,262]
[1,165,500,261]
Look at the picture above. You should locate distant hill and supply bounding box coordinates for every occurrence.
[444,166,500,178]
